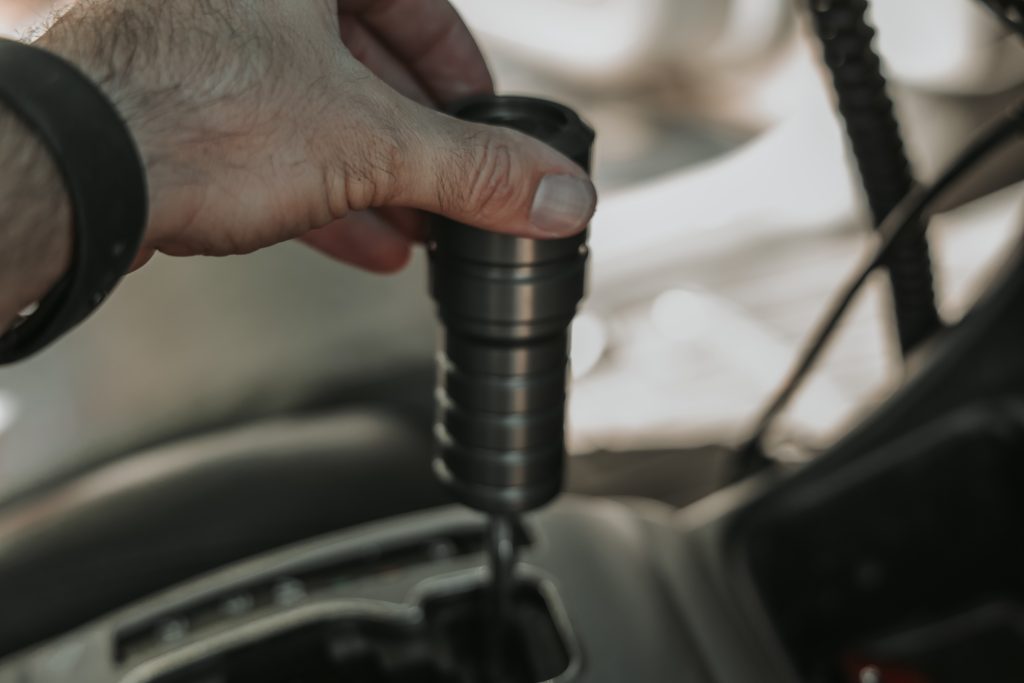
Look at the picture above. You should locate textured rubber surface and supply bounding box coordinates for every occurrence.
[808,0,942,353]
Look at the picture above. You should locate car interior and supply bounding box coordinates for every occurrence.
[2,1,1024,682]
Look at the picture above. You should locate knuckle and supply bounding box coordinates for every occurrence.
[459,133,521,217]
[353,138,403,209]
[333,113,407,213]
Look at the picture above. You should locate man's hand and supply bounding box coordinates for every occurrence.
[38,0,597,273]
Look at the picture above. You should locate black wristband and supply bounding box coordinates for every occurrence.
[0,38,147,363]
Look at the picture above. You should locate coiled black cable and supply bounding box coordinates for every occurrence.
[809,0,943,355]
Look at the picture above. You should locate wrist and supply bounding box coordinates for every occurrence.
[34,10,190,250]
[0,35,149,362]
[0,107,72,327]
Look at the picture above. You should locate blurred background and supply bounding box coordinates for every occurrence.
[1,0,1023,502]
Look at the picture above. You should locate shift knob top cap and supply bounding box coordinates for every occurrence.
[434,96,595,266]
[448,95,594,170]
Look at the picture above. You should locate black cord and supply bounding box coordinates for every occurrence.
[734,102,1024,476]
[809,0,942,356]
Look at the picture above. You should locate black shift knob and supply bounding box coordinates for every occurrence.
[429,96,594,515]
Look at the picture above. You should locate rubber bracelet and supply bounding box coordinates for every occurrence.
[0,38,148,363]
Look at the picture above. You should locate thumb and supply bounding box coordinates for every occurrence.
[384,105,597,238]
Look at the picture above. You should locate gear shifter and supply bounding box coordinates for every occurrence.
[428,95,594,672]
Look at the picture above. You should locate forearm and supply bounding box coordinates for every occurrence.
[0,106,72,331]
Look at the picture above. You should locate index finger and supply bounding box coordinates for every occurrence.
[338,0,494,104]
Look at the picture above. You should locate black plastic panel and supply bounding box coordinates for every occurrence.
[741,405,1024,681]
[116,525,529,663]
[147,582,567,683]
